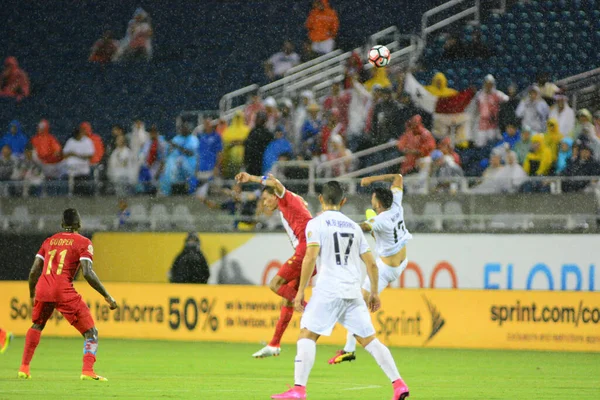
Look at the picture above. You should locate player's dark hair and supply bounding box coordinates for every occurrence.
[262,186,276,195]
[373,187,393,209]
[62,208,81,231]
[321,181,344,205]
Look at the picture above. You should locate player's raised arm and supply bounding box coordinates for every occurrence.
[360,174,403,190]
[235,172,285,197]
[28,258,44,303]
[81,260,117,310]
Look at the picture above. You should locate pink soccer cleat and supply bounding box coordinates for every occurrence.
[392,378,410,399]
[271,385,307,399]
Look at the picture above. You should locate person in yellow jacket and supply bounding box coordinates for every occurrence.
[523,133,553,176]
[425,72,458,97]
[221,111,250,179]
[364,67,391,92]
[543,118,562,162]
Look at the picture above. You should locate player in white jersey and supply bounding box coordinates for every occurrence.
[329,173,412,365]
[271,181,410,400]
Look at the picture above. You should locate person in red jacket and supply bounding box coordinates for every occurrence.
[0,57,30,101]
[80,122,104,165]
[31,120,62,165]
[305,0,339,55]
[397,115,436,175]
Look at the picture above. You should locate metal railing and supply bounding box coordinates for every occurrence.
[316,141,399,177]
[556,67,600,111]
[421,0,481,45]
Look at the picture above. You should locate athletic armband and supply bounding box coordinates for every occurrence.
[261,175,268,185]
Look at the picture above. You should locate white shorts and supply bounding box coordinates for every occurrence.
[362,258,408,294]
[300,289,376,338]
[311,39,335,54]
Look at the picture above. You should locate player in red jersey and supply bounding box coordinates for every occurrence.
[17,208,118,381]
[235,172,314,358]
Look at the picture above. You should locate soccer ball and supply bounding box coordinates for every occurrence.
[368,45,391,68]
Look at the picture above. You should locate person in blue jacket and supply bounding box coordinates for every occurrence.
[1,120,27,157]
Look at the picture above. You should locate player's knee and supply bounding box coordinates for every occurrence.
[298,328,319,342]
[31,323,45,331]
[356,335,376,348]
[84,327,98,341]
[269,276,285,293]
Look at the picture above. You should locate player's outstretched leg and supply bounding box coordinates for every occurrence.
[18,325,43,379]
[271,329,319,399]
[0,328,14,355]
[328,331,357,364]
[80,327,108,382]
[357,336,409,400]
[253,276,299,358]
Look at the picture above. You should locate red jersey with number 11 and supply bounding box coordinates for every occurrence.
[35,232,94,302]
[277,189,313,250]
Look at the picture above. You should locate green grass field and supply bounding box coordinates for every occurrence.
[0,337,599,399]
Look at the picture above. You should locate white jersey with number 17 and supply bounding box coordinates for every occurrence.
[306,210,371,300]
[366,187,412,258]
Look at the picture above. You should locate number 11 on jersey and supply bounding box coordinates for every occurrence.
[46,249,68,275]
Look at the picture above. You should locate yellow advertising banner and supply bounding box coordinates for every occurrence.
[1,282,599,352]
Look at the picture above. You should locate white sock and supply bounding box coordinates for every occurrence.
[344,331,357,353]
[364,339,401,382]
[294,338,316,387]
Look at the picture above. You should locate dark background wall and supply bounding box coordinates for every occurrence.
[0,0,442,140]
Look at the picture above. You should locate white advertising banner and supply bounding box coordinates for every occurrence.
[208,234,598,291]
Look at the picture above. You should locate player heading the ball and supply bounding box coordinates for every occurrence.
[235,172,315,358]
[18,208,118,382]
[271,181,409,400]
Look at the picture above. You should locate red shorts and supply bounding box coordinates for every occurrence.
[32,295,95,335]
[277,244,316,286]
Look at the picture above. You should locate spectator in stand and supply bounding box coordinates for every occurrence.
[555,138,573,175]
[105,124,126,160]
[264,41,300,81]
[89,31,118,64]
[107,135,133,196]
[128,120,149,175]
[562,144,600,192]
[301,103,322,157]
[214,117,228,136]
[323,80,351,131]
[245,111,273,176]
[31,119,62,179]
[501,151,527,193]
[498,83,520,132]
[0,57,30,101]
[324,134,353,177]
[305,0,339,55]
[263,97,280,132]
[499,123,521,149]
[263,126,293,174]
[543,118,562,162]
[443,33,465,60]
[516,85,549,133]
[364,67,392,92]
[371,87,410,146]
[222,111,250,179]
[79,122,104,166]
[1,120,27,157]
[514,125,533,164]
[343,51,366,89]
[474,75,509,148]
[438,136,461,165]
[572,109,600,161]
[245,93,265,129]
[429,149,464,193]
[523,133,552,177]
[293,90,314,150]
[62,127,95,196]
[301,41,318,63]
[398,115,436,175]
[196,117,223,195]
[346,75,373,151]
[320,108,345,154]
[13,144,44,197]
[139,125,166,194]
[471,149,505,194]
[536,73,560,105]
[425,72,458,97]
[278,98,295,139]
[549,94,575,137]
[160,124,199,195]
[116,8,153,61]
[0,145,17,195]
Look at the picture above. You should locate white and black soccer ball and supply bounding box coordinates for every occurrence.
[368,45,391,68]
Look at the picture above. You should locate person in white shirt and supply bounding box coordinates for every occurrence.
[62,128,95,196]
[264,41,301,81]
[328,173,412,365]
[549,94,575,137]
[271,181,409,400]
[108,135,134,195]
